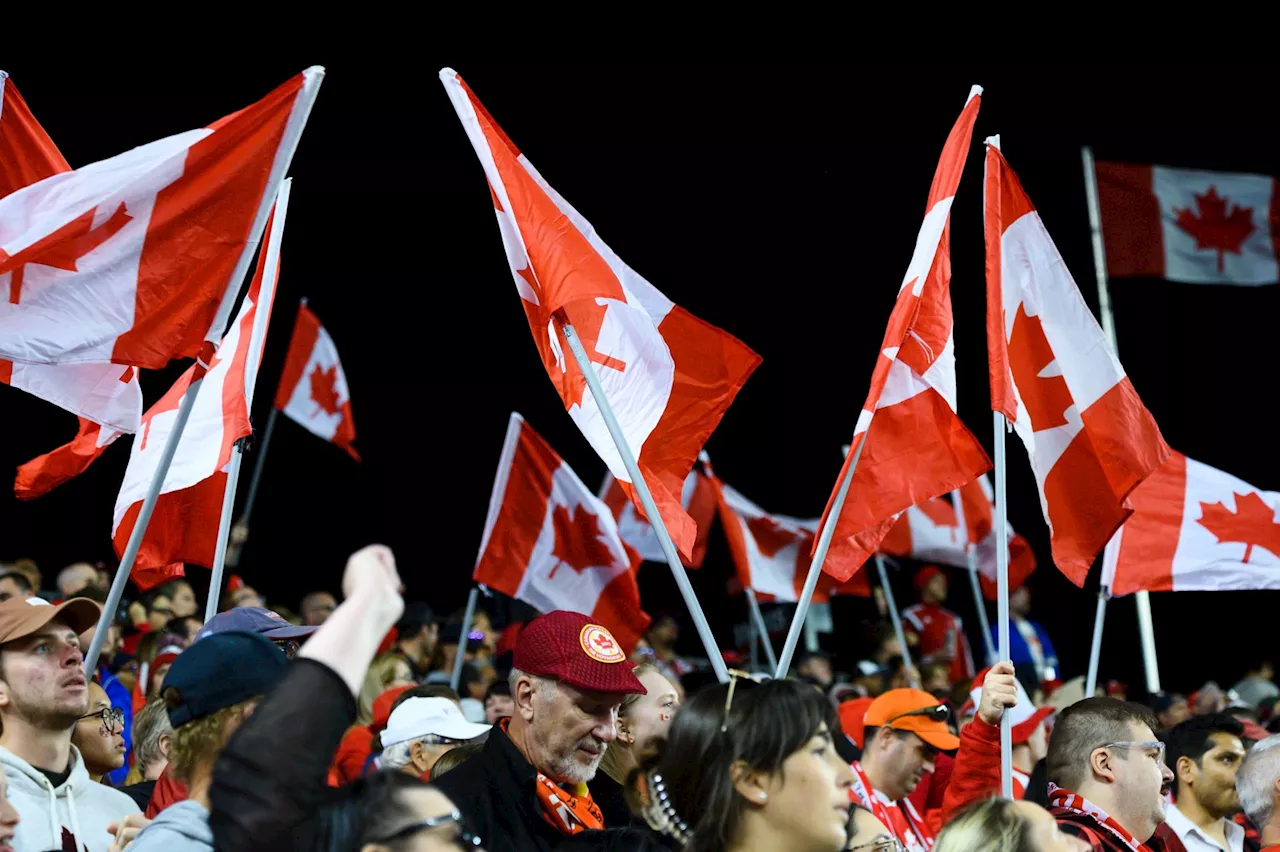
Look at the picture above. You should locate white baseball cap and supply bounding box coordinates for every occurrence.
[381,697,491,748]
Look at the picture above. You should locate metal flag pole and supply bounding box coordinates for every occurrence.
[205,443,247,621]
[451,586,481,691]
[1085,588,1109,699]
[557,317,728,683]
[952,488,996,664]
[745,588,777,674]
[874,553,918,689]
[994,411,1013,799]
[235,408,280,541]
[1083,145,1161,695]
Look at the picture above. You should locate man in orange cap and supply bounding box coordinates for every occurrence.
[852,687,960,851]
[903,565,974,687]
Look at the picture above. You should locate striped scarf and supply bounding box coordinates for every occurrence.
[1048,784,1153,852]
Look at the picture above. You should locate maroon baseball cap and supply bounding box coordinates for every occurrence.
[513,611,646,695]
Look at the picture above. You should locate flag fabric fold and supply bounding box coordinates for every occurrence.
[600,468,715,569]
[272,303,359,461]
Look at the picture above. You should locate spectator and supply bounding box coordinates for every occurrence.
[356,653,416,727]
[1234,662,1280,713]
[429,742,483,782]
[142,589,175,632]
[796,650,835,690]
[71,681,127,783]
[56,562,97,598]
[852,688,958,850]
[146,644,184,702]
[1045,697,1174,850]
[166,615,204,644]
[997,586,1061,687]
[936,797,1090,852]
[0,559,42,597]
[120,699,172,810]
[0,596,140,851]
[330,683,414,787]
[227,585,264,610]
[484,681,515,724]
[645,613,693,686]
[852,659,889,698]
[904,566,975,686]
[1156,713,1248,852]
[432,611,647,849]
[157,580,199,620]
[127,630,288,851]
[0,571,34,604]
[1154,693,1193,731]
[457,662,489,722]
[378,697,489,777]
[393,602,439,682]
[195,606,317,658]
[299,591,337,626]
[920,661,953,697]
[1237,734,1280,849]
[595,662,681,826]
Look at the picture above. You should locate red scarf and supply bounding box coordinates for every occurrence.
[498,718,604,835]
[850,761,934,851]
[1048,785,1152,852]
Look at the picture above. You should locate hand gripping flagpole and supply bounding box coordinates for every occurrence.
[557,316,729,683]
[1083,145,1160,695]
[745,588,777,674]
[952,488,996,664]
[994,411,1014,799]
[874,553,918,689]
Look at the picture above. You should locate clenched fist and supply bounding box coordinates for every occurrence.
[978,661,1020,727]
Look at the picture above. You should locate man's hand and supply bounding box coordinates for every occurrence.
[977,661,1019,727]
[108,814,151,851]
[341,545,404,624]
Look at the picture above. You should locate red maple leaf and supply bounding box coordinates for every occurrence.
[549,503,615,579]
[1,202,132,304]
[747,515,801,557]
[1197,492,1280,563]
[1174,186,1256,273]
[309,364,343,416]
[1008,304,1074,431]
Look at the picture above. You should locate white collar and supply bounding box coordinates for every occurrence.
[1164,802,1243,850]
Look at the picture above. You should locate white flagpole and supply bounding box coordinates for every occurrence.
[451,586,481,691]
[875,553,918,689]
[205,444,246,621]
[775,439,865,678]
[557,317,729,683]
[1085,588,1109,698]
[994,411,1013,798]
[745,588,777,673]
[952,488,996,664]
[1082,145,1161,695]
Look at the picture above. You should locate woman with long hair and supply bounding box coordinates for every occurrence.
[935,798,1088,852]
[594,663,681,825]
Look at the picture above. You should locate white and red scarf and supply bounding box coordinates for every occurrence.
[850,761,934,852]
[1047,785,1153,852]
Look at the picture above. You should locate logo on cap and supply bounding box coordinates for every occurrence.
[579,624,625,664]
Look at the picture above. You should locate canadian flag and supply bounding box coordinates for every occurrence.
[879,475,1036,599]
[986,140,1170,585]
[474,413,650,653]
[1096,161,1279,286]
[272,303,359,461]
[1,70,142,495]
[441,68,761,565]
[818,87,992,582]
[599,467,716,569]
[713,478,870,603]
[1102,452,1280,594]
[0,67,320,372]
[111,190,287,585]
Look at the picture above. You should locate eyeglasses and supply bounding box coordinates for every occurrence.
[885,703,950,726]
[370,809,482,848]
[78,706,125,737]
[1099,740,1165,765]
[850,839,904,852]
[722,669,770,732]
[273,639,300,659]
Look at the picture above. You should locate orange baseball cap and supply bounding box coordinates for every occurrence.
[864,688,959,751]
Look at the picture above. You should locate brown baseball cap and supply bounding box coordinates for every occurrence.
[0,596,101,645]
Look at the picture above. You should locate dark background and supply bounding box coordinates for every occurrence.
[4,63,1278,698]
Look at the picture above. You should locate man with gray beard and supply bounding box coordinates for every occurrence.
[433,610,646,851]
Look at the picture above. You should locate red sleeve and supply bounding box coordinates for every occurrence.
[329,725,372,787]
[941,718,1003,825]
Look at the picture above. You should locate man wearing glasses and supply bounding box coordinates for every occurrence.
[1046,698,1176,851]
[0,595,141,851]
[852,688,961,851]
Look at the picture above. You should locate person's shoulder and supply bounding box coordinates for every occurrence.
[84,779,143,814]
[432,741,493,799]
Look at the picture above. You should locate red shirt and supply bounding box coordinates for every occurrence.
[903,603,974,685]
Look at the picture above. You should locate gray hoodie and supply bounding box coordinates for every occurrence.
[0,744,139,852]
[128,799,212,852]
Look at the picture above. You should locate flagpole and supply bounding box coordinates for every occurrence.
[1085,587,1109,699]
[205,442,246,621]
[1082,145,1161,695]
[775,438,865,678]
[994,411,1013,799]
[451,586,481,691]
[235,408,280,544]
[874,553,919,689]
[745,588,777,674]
[952,488,996,664]
[556,317,728,683]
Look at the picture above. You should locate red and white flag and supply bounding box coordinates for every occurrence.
[272,303,359,461]
[111,191,287,586]
[0,67,320,372]
[879,475,1036,599]
[441,68,761,565]
[1102,452,1280,594]
[818,87,992,582]
[986,140,1170,585]
[600,466,716,569]
[474,413,650,653]
[1096,161,1279,286]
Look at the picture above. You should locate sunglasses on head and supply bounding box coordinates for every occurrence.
[721,669,771,732]
[885,703,950,726]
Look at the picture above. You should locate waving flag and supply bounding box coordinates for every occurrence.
[474,413,650,653]
[600,467,716,568]
[986,140,1169,585]
[817,87,992,582]
[441,68,761,564]
[272,303,359,461]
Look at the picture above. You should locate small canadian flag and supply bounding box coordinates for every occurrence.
[474,413,650,654]
[273,303,359,461]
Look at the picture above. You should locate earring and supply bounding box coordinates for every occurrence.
[757,792,768,802]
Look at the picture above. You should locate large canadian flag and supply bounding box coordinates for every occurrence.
[1102,452,1280,594]
[441,68,761,566]
[0,67,320,373]
[818,87,992,582]
[986,141,1170,585]
[474,413,650,653]
[1096,161,1279,286]
[1,70,142,495]
[599,466,716,569]
[879,475,1036,599]
[111,191,287,585]
[272,303,359,461]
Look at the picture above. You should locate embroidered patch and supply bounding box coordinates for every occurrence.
[580,624,625,663]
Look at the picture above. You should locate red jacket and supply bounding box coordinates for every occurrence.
[329,685,412,786]
[940,718,1027,824]
[145,765,189,818]
[903,603,974,684]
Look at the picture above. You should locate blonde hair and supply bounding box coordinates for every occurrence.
[598,663,661,784]
[934,798,1031,852]
[357,654,411,726]
[165,700,254,784]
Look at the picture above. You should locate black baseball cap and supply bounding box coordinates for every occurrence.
[163,631,287,727]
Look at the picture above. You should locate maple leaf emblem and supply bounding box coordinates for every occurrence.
[1008,304,1074,431]
[549,503,616,579]
[1197,492,1280,563]
[747,515,801,557]
[1,202,132,304]
[309,364,343,416]
[1173,186,1256,273]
